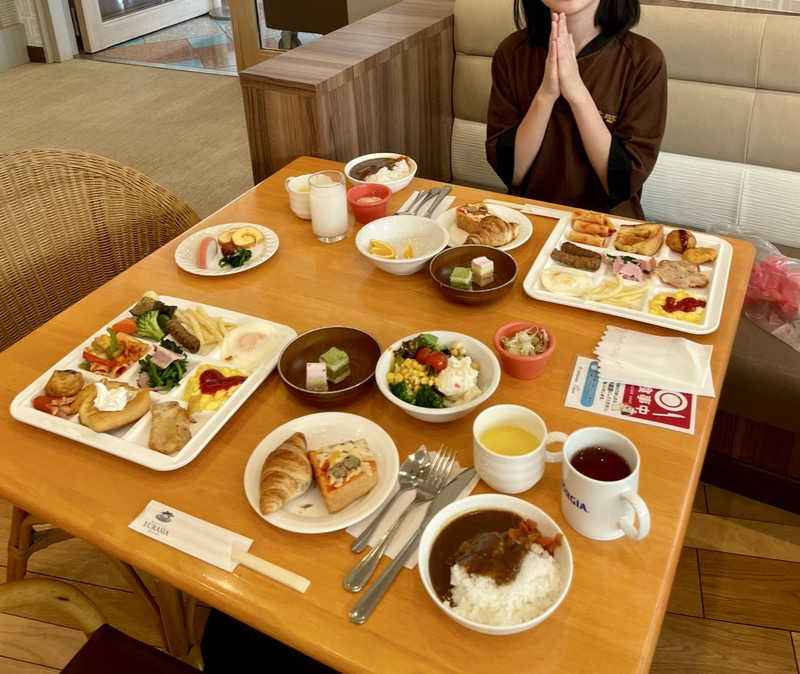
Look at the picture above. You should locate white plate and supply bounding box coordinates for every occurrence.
[9,296,296,471]
[437,203,533,251]
[243,412,399,534]
[522,215,733,335]
[174,223,279,276]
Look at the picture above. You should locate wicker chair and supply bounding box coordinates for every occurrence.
[0,147,199,351]
[0,148,200,655]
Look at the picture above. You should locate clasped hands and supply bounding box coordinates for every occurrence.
[539,12,588,105]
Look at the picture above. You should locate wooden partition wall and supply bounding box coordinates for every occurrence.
[238,0,455,184]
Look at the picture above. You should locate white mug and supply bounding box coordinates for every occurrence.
[472,404,566,494]
[557,427,650,541]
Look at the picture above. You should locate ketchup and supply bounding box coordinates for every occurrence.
[199,369,246,394]
[662,295,706,314]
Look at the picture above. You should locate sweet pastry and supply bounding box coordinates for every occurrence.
[450,266,473,290]
[666,229,696,253]
[682,247,718,265]
[613,223,664,256]
[456,202,490,233]
[305,362,328,391]
[471,256,494,287]
[319,347,350,384]
[77,380,151,433]
[308,439,378,513]
[259,432,312,514]
[465,215,518,247]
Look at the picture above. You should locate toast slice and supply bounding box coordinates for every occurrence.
[456,202,491,233]
[308,439,378,513]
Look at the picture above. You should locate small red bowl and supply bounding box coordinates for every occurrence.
[347,184,392,224]
[493,322,555,380]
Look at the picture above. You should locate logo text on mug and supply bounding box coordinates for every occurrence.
[562,480,588,512]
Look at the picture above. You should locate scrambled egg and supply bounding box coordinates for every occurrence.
[183,364,247,413]
[648,290,705,324]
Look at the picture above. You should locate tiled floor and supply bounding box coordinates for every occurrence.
[0,484,798,672]
[89,12,320,75]
[90,15,238,74]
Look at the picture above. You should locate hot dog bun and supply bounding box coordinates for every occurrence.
[77,381,151,433]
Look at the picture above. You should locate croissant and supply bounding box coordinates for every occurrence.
[465,215,518,247]
[259,432,312,514]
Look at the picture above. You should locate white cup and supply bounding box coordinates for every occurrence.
[285,174,311,220]
[472,404,566,494]
[557,427,650,541]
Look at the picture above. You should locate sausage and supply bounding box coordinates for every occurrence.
[561,242,601,259]
[164,318,200,353]
[550,248,602,271]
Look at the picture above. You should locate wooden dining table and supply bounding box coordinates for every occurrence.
[0,156,754,673]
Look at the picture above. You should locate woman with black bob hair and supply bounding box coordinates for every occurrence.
[486,0,667,219]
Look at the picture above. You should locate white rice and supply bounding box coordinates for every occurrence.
[364,158,411,183]
[447,544,561,626]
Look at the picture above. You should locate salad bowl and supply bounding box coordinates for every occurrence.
[375,330,500,423]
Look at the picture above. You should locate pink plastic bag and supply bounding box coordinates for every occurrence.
[740,239,800,351]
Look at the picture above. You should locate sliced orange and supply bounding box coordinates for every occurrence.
[368,239,395,259]
[401,241,414,259]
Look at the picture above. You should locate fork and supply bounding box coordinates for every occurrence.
[343,446,456,592]
[351,447,430,553]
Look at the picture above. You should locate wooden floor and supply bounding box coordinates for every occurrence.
[0,486,798,672]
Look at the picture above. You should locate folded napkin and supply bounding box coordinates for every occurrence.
[594,326,715,397]
[347,447,479,569]
[397,190,455,219]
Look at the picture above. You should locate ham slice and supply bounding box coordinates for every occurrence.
[150,344,182,369]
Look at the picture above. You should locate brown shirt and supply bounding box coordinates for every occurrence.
[486,29,667,219]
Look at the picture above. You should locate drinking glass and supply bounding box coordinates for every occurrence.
[309,170,349,243]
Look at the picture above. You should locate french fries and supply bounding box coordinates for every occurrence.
[584,275,649,308]
[174,306,235,346]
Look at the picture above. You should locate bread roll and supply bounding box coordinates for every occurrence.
[259,432,312,514]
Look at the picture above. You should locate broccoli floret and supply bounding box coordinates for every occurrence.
[135,310,165,340]
[414,385,444,408]
[389,381,415,404]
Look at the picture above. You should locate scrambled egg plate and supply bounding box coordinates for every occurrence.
[183,364,247,413]
[648,290,706,323]
[541,267,595,296]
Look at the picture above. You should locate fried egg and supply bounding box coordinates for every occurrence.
[541,268,595,296]
[220,323,283,372]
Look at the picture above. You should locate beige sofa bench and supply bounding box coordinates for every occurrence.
[240,0,800,434]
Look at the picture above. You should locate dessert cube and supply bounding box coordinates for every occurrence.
[319,346,350,384]
[471,256,495,287]
[305,362,328,392]
[449,266,473,290]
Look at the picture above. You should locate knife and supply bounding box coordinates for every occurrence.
[348,467,477,624]
[423,185,451,218]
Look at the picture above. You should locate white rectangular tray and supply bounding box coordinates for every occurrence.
[523,215,733,335]
[10,296,296,471]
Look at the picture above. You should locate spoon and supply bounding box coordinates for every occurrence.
[350,448,430,554]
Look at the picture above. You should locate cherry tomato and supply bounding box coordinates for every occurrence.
[424,352,448,373]
[415,347,432,364]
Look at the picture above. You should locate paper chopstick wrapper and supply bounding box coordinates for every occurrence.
[347,457,479,569]
[398,191,455,218]
[129,500,309,592]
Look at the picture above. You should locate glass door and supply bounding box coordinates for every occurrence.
[74,0,213,52]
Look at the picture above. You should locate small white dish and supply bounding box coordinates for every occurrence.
[243,412,399,534]
[355,215,448,275]
[174,223,279,277]
[285,174,311,219]
[344,153,417,193]
[418,494,573,635]
[374,330,500,423]
[437,203,533,251]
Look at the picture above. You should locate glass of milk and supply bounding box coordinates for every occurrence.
[309,170,349,243]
